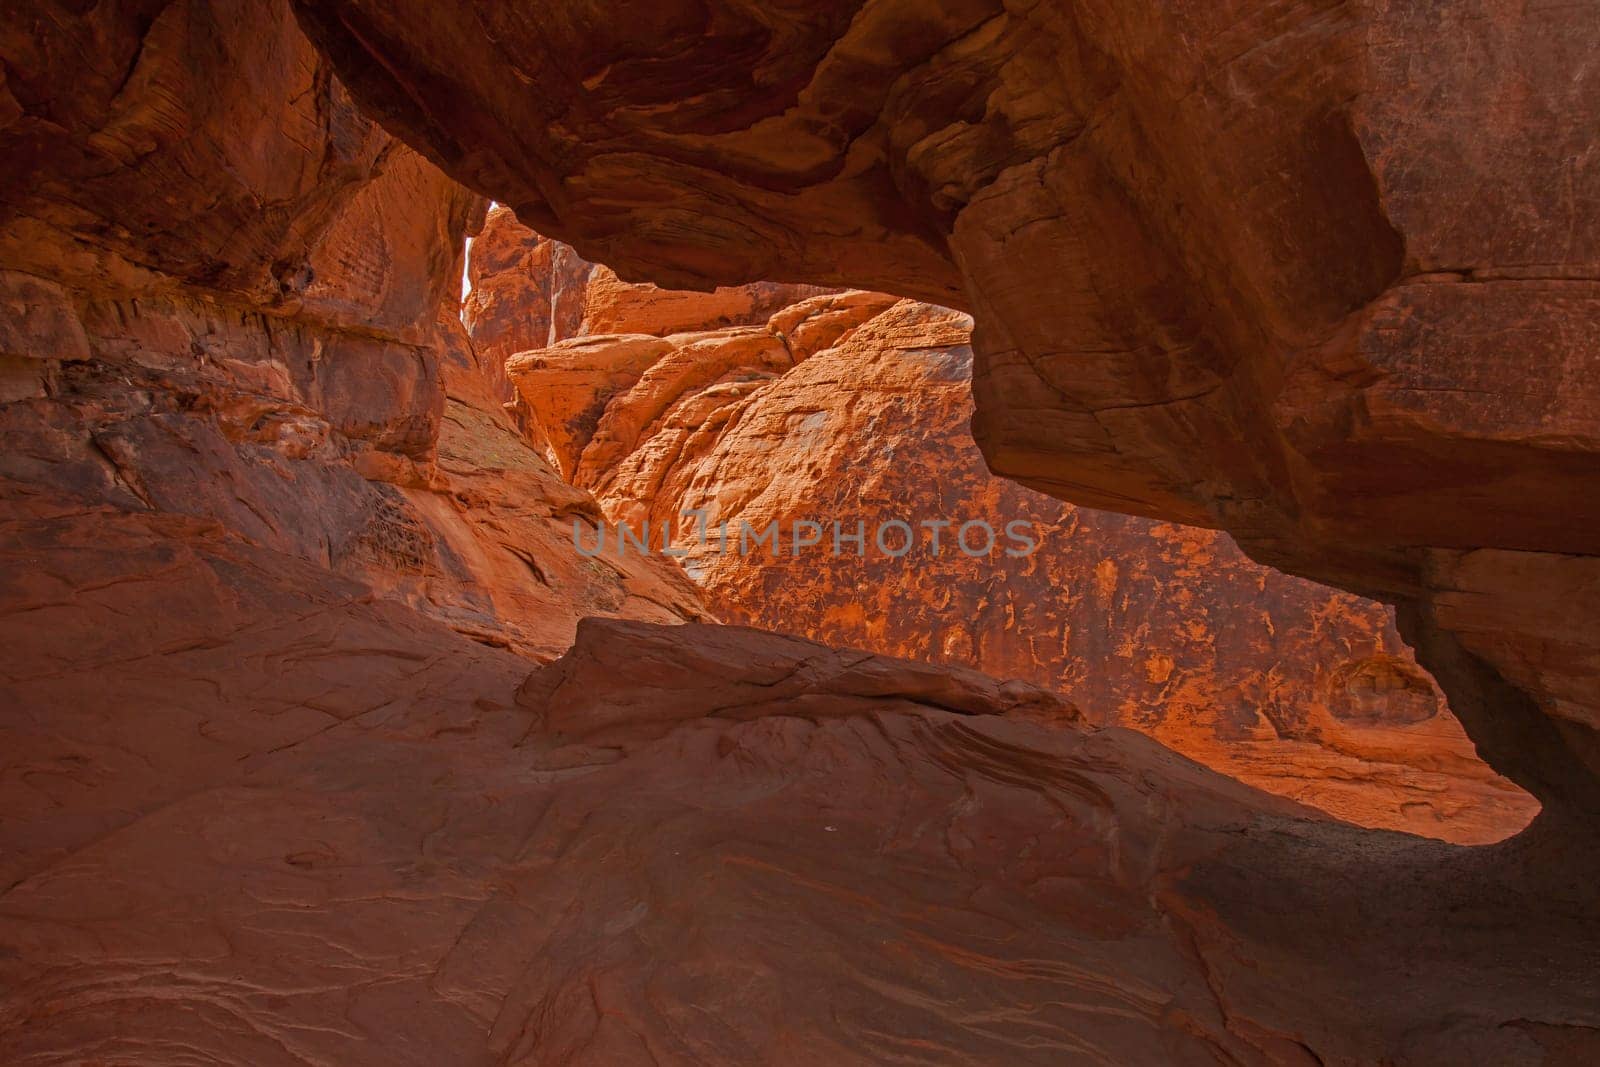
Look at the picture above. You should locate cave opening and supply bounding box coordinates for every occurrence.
[2,1,1594,1061]
[462,204,1538,846]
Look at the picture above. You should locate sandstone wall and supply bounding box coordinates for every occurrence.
[295,0,1600,816]
[491,240,1533,841]
[0,4,1595,1061]
[0,0,705,659]
[4,557,1593,1062]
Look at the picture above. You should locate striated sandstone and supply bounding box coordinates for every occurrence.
[464,204,835,358]
[0,2,1595,1061]
[0,0,705,659]
[296,0,1600,815]
[460,205,593,446]
[2,568,1596,1063]
[2,0,391,308]
[462,203,836,458]
[506,289,890,483]
[420,313,707,655]
[504,276,1534,842]
[0,202,704,661]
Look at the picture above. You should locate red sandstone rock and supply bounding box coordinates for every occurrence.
[521,616,1079,756]
[295,0,1600,816]
[463,205,589,358]
[504,278,1533,842]
[0,3,1596,1062]
[577,266,835,339]
[0,0,705,659]
[462,203,838,460]
[2,556,1596,1063]
[0,234,705,661]
[463,205,836,360]
[422,313,708,657]
[2,0,392,306]
[504,289,891,482]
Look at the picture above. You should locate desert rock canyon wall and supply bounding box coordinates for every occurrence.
[293,0,1600,818]
[0,0,1596,1063]
[471,207,1532,842]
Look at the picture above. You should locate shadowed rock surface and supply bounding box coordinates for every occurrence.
[3,562,1596,1063]
[0,1,1596,1062]
[0,1,705,660]
[294,0,1600,817]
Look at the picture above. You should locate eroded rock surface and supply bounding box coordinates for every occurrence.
[498,258,1533,841]
[461,203,835,460]
[463,204,833,363]
[2,553,1596,1063]
[1,2,1596,1062]
[0,1,705,659]
[296,0,1600,814]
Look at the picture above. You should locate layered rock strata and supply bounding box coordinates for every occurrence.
[295,0,1600,815]
[0,3,1595,1062]
[3,573,1596,1063]
[0,0,704,659]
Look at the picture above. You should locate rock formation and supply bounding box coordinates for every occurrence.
[294,0,1600,817]
[4,588,1597,1062]
[489,241,1533,842]
[0,0,704,661]
[461,203,839,465]
[463,204,835,365]
[1,0,1596,1062]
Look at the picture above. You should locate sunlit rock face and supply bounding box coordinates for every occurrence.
[461,203,836,461]
[485,228,1533,842]
[295,0,1600,816]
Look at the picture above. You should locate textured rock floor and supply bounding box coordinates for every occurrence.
[2,492,1597,1065]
